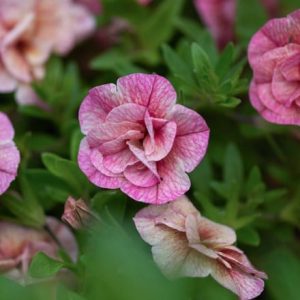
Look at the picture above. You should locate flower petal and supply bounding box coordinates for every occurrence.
[144,121,177,161]
[117,73,176,117]
[124,162,159,188]
[78,139,123,188]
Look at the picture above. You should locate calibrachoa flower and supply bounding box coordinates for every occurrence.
[0,217,78,280]
[0,112,20,195]
[194,0,279,49]
[134,196,267,300]
[0,0,95,103]
[78,74,209,204]
[248,10,300,126]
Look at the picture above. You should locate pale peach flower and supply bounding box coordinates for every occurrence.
[0,217,78,281]
[134,196,267,300]
[0,0,95,104]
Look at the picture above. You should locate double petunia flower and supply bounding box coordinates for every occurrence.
[78,73,210,204]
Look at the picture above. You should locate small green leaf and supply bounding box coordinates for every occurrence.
[42,153,89,196]
[237,226,260,246]
[29,252,64,278]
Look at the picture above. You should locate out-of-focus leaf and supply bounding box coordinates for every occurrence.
[42,153,89,196]
[29,252,64,278]
[261,248,300,300]
[138,0,183,50]
[237,226,260,246]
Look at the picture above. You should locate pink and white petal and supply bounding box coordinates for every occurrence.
[197,216,236,247]
[117,74,176,117]
[98,130,144,155]
[16,85,50,111]
[185,214,219,259]
[249,44,300,83]
[257,82,300,117]
[249,80,268,113]
[78,138,122,188]
[0,62,17,92]
[171,129,210,173]
[1,47,32,83]
[121,181,159,204]
[0,142,20,195]
[90,148,122,177]
[151,228,211,278]
[127,141,160,179]
[124,162,159,188]
[144,121,177,161]
[272,66,300,106]
[156,155,191,204]
[0,112,14,141]
[134,205,178,245]
[280,53,300,82]
[211,260,265,300]
[103,148,138,174]
[106,103,146,123]
[218,247,268,279]
[69,4,96,43]
[87,121,144,148]
[167,104,209,136]
[46,217,78,262]
[78,94,106,134]
[155,196,199,232]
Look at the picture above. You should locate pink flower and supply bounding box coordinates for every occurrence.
[75,0,102,14]
[248,10,300,126]
[0,217,78,280]
[194,0,236,49]
[0,0,95,101]
[134,196,267,300]
[0,112,20,195]
[78,73,209,204]
[194,0,279,49]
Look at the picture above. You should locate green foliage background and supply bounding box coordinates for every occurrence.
[0,0,299,299]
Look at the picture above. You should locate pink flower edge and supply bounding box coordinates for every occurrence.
[0,112,20,195]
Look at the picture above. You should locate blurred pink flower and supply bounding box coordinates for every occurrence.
[0,0,95,103]
[62,197,92,230]
[0,217,78,280]
[78,73,209,204]
[76,0,102,14]
[0,112,20,195]
[194,0,279,49]
[248,10,300,126]
[134,196,267,300]
[194,0,236,49]
[137,0,153,5]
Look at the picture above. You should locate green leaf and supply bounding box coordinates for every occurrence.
[29,252,64,278]
[215,43,235,79]
[191,43,218,91]
[42,153,89,196]
[138,0,183,50]
[236,0,267,45]
[162,44,197,88]
[237,226,260,246]
[70,129,83,162]
[261,248,300,300]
